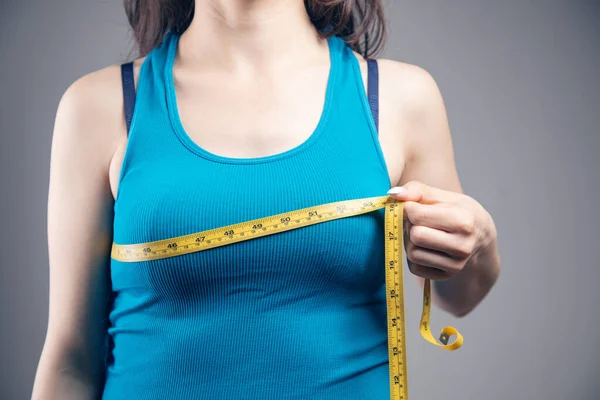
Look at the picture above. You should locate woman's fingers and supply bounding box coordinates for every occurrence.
[405,239,463,277]
[408,224,475,260]
[404,201,475,234]
[403,216,469,280]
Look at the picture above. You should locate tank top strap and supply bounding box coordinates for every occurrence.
[324,37,391,187]
[113,34,176,204]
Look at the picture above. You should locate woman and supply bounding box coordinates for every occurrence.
[32,0,501,399]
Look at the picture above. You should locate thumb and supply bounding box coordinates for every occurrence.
[387,181,424,202]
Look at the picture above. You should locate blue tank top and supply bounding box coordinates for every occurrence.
[103,31,393,399]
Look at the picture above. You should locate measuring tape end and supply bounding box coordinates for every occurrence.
[439,327,464,351]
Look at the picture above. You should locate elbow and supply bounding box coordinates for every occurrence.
[448,265,501,319]
[449,304,475,319]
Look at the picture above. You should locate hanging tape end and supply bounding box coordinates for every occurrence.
[439,332,450,345]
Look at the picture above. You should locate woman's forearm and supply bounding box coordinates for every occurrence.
[429,211,501,318]
[32,350,104,400]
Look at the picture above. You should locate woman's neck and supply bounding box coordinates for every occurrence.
[179,0,323,73]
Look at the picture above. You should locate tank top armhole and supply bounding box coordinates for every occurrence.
[347,50,393,188]
[114,55,151,204]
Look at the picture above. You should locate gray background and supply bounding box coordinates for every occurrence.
[1,0,599,399]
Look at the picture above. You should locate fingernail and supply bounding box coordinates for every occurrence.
[387,186,405,195]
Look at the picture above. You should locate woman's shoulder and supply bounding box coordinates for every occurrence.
[351,51,452,171]
[60,56,146,122]
[51,56,147,183]
[54,56,147,145]
[352,50,444,116]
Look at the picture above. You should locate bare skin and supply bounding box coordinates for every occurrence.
[32,0,500,398]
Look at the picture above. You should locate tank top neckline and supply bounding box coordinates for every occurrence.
[163,32,341,165]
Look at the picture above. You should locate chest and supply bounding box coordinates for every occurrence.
[173,60,332,160]
[111,152,390,303]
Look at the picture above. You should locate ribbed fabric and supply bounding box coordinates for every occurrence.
[103,32,393,399]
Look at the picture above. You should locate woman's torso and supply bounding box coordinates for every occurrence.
[102,31,406,399]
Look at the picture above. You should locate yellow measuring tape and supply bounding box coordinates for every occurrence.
[111,195,463,399]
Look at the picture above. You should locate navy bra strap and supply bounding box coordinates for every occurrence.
[120,62,136,134]
[366,59,379,135]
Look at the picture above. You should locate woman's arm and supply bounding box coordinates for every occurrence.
[382,61,500,318]
[31,66,125,399]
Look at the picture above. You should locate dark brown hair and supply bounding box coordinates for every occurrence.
[124,0,386,59]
